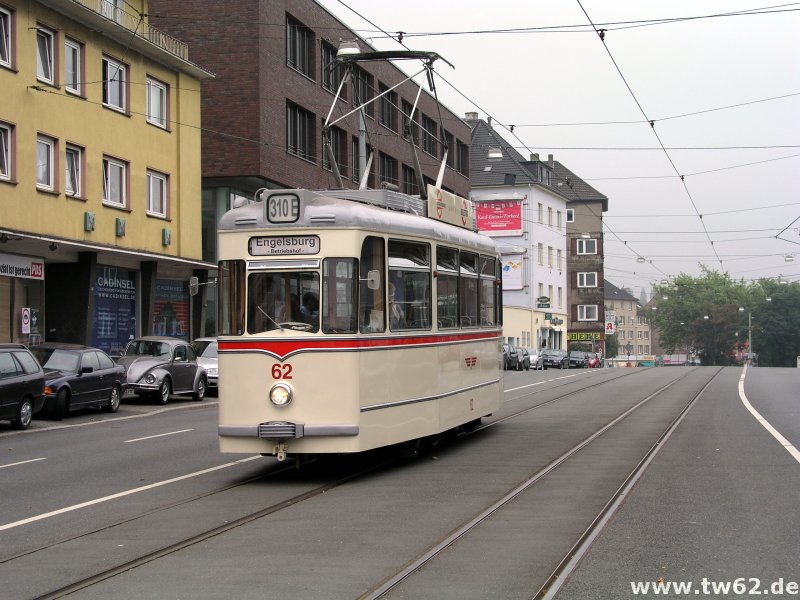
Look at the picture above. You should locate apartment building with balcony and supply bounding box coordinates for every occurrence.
[0,0,212,351]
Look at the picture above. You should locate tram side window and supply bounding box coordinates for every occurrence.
[459,251,479,327]
[323,258,357,334]
[247,271,320,334]
[388,240,431,330]
[479,255,497,326]
[359,236,386,333]
[218,260,246,336]
[436,246,459,329]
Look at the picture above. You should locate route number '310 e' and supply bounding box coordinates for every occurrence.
[266,193,300,223]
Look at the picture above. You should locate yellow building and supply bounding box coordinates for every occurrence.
[0,0,213,352]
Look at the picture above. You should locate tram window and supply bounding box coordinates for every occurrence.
[359,236,386,333]
[218,260,246,336]
[388,240,431,330]
[495,258,503,325]
[479,255,496,326]
[459,251,479,327]
[247,271,320,334]
[323,258,357,334]
[436,246,459,329]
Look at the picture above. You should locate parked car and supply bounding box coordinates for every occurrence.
[501,343,522,371]
[587,352,602,368]
[118,337,207,405]
[30,343,126,419]
[519,348,531,371]
[524,348,544,370]
[568,350,589,369]
[541,349,569,369]
[191,337,218,394]
[0,343,45,430]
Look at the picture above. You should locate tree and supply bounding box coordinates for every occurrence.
[605,333,619,358]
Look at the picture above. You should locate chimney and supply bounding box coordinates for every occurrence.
[531,153,539,161]
[548,154,554,168]
[464,111,479,121]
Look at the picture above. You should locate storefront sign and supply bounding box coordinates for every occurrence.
[153,279,190,340]
[92,266,136,356]
[0,252,44,280]
[475,200,523,235]
[567,332,603,341]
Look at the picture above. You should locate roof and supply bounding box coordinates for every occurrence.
[551,162,609,212]
[604,280,638,302]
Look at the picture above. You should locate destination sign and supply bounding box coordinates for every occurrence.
[249,235,320,256]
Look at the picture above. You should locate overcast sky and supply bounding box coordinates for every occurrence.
[317,0,800,297]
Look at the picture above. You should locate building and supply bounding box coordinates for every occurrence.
[466,115,568,350]
[605,280,652,358]
[0,0,213,351]
[553,162,608,354]
[148,0,473,270]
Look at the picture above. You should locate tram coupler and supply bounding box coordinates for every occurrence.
[273,442,289,462]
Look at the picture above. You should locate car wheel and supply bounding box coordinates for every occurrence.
[104,384,121,413]
[13,397,34,430]
[53,388,68,421]
[193,377,207,401]
[157,378,171,405]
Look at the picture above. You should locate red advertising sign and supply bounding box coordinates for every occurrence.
[475,201,523,235]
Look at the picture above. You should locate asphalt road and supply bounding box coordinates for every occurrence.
[1,366,797,599]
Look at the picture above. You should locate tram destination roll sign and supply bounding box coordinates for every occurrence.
[249,235,320,256]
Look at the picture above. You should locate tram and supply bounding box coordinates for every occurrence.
[215,48,504,460]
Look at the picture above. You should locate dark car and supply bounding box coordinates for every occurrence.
[30,343,126,420]
[568,350,589,369]
[118,337,207,405]
[519,348,531,371]
[541,349,569,370]
[501,343,522,371]
[0,343,45,430]
[191,338,218,394]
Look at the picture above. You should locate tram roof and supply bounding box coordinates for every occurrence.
[218,189,498,255]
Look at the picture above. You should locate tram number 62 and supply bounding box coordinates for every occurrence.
[271,364,293,379]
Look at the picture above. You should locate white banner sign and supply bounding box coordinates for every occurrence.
[0,252,45,280]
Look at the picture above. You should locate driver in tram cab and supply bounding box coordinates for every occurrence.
[388,282,405,329]
[300,292,319,323]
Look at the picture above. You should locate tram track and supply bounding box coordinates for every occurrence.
[358,366,722,599]
[17,366,703,599]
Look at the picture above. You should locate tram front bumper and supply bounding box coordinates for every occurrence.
[219,422,359,440]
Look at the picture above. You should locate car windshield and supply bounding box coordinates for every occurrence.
[125,340,171,357]
[191,340,218,358]
[32,348,80,373]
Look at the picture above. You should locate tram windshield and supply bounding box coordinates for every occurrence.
[247,272,320,333]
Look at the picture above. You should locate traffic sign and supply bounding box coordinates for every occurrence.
[21,307,31,334]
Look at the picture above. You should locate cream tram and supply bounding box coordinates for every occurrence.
[216,186,504,460]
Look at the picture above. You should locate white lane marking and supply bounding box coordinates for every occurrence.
[123,429,194,443]
[0,457,47,470]
[739,366,800,464]
[505,370,593,393]
[0,455,262,532]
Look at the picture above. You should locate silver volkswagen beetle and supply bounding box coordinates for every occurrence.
[118,336,207,405]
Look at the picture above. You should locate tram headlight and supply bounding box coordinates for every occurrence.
[269,382,293,407]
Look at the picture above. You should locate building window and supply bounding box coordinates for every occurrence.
[0,7,12,69]
[557,210,563,230]
[378,83,397,131]
[65,144,82,197]
[547,246,553,268]
[548,206,553,226]
[421,115,437,156]
[36,26,55,85]
[557,249,563,270]
[0,122,11,181]
[146,77,168,129]
[566,208,575,222]
[442,130,454,167]
[352,136,360,184]
[538,203,543,223]
[102,156,127,207]
[322,125,346,175]
[36,135,55,191]
[286,15,313,78]
[286,101,315,162]
[100,0,123,23]
[401,164,418,196]
[321,41,344,96]
[577,238,597,255]
[558,286,563,307]
[578,272,598,287]
[401,99,416,142]
[379,152,398,186]
[537,243,544,265]
[456,140,469,175]
[538,282,544,298]
[64,38,81,95]
[352,67,373,116]
[578,305,598,321]
[147,169,168,217]
[102,56,127,112]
